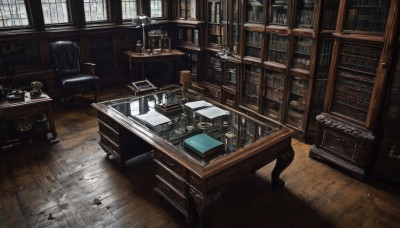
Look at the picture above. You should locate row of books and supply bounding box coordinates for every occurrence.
[336,70,375,84]
[266,86,283,102]
[270,6,288,25]
[334,82,372,111]
[209,2,221,23]
[321,0,339,29]
[209,24,223,36]
[348,0,391,6]
[268,34,287,52]
[338,56,378,73]
[331,102,367,122]
[266,72,285,88]
[292,55,310,70]
[296,8,314,28]
[245,47,262,58]
[245,70,261,84]
[293,38,312,55]
[178,28,199,44]
[246,31,262,48]
[267,51,286,64]
[315,40,334,75]
[340,44,381,62]
[291,78,308,96]
[247,6,264,23]
[345,8,388,33]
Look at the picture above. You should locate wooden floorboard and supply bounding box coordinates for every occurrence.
[1,85,399,227]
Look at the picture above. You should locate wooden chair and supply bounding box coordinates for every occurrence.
[49,41,99,106]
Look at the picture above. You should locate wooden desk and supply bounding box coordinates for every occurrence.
[0,92,57,149]
[92,89,295,227]
[123,50,185,83]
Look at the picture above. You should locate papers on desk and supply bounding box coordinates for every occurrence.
[135,110,171,126]
[196,106,230,119]
[184,100,213,110]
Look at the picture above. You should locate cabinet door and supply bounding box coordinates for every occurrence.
[242,64,262,110]
[246,0,266,24]
[244,30,263,60]
[344,0,391,34]
[206,52,222,84]
[291,36,312,72]
[330,43,382,124]
[207,0,223,46]
[264,70,285,121]
[265,33,288,67]
[287,75,309,130]
[227,0,241,54]
[294,0,315,29]
[178,0,198,19]
[269,0,289,26]
[320,0,339,30]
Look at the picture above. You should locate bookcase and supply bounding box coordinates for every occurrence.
[310,0,399,180]
[207,0,223,48]
[242,63,262,111]
[373,34,400,184]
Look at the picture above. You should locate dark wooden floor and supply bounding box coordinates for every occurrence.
[1,86,400,228]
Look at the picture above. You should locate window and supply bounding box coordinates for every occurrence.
[41,0,69,24]
[84,0,108,22]
[122,0,137,20]
[150,0,163,18]
[0,0,29,27]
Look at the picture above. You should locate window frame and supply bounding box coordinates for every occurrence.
[83,0,111,24]
[41,0,73,27]
[149,0,165,19]
[0,0,33,30]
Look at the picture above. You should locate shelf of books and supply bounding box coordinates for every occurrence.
[242,64,262,111]
[287,75,309,130]
[177,0,198,19]
[330,43,381,124]
[244,29,264,61]
[246,0,265,24]
[344,0,391,34]
[294,0,315,29]
[263,69,285,121]
[291,36,312,74]
[321,0,339,30]
[269,0,289,27]
[207,0,223,47]
[227,0,241,55]
[264,32,288,68]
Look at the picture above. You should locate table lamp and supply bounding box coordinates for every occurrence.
[132,15,153,53]
[180,70,191,102]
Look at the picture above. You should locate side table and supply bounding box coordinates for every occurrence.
[0,92,58,150]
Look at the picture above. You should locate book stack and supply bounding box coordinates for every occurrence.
[183,133,224,158]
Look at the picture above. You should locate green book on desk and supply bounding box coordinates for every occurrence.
[183,134,224,158]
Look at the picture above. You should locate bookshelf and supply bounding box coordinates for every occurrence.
[310,0,399,180]
[373,35,400,184]
[294,0,315,29]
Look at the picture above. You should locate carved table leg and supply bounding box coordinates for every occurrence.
[271,146,294,189]
[189,187,225,228]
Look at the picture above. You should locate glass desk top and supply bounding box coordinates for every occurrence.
[97,89,285,166]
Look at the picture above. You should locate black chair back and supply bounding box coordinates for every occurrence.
[49,41,81,76]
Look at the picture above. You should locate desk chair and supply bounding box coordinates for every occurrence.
[49,41,99,106]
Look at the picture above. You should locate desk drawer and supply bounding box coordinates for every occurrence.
[155,176,188,210]
[156,161,186,194]
[99,134,121,156]
[99,122,120,144]
[155,150,186,178]
[98,113,120,132]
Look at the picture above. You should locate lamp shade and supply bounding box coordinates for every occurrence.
[132,15,152,27]
[180,70,191,84]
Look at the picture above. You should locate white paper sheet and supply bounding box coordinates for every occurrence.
[135,110,171,126]
[196,106,230,119]
[184,100,213,109]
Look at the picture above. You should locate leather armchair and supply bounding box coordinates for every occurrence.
[49,41,99,106]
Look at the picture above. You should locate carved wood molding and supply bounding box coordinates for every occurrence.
[316,113,375,141]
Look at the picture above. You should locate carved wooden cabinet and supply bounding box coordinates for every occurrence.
[310,0,399,180]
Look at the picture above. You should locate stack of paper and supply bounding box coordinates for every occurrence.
[135,110,171,126]
[196,106,230,119]
[184,100,213,109]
